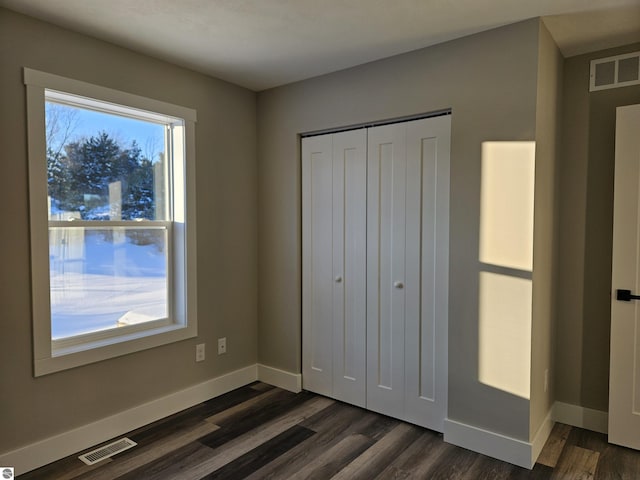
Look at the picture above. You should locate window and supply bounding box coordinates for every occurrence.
[25,69,197,376]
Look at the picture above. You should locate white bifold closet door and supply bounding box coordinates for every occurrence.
[302,115,450,432]
[366,116,450,432]
[302,129,367,407]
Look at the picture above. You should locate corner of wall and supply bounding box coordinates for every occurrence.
[530,16,563,439]
[531,408,555,465]
[552,401,608,434]
[257,364,302,393]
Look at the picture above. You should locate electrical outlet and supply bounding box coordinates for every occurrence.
[218,337,227,355]
[196,343,205,362]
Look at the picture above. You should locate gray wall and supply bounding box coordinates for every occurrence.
[555,42,640,412]
[257,19,541,441]
[0,8,258,453]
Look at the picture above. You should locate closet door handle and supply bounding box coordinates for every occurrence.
[335,276,343,283]
[394,281,404,289]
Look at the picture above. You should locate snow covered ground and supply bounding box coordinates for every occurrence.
[49,229,167,339]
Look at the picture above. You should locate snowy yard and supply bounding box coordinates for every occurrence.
[49,228,167,339]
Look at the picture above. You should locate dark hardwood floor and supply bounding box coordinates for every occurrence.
[18,382,640,479]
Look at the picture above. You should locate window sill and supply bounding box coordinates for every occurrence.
[35,322,197,377]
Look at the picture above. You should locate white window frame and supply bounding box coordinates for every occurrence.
[24,68,198,376]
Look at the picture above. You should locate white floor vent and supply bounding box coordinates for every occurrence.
[78,437,137,465]
[590,51,640,92]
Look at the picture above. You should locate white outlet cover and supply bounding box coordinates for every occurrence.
[196,343,205,362]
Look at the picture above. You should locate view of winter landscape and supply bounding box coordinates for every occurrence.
[46,100,169,339]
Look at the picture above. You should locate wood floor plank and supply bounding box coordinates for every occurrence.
[356,411,402,441]
[114,441,216,480]
[330,423,422,480]
[300,401,367,432]
[460,455,518,480]
[197,383,273,418]
[374,429,448,478]
[551,445,599,480]
[288,434,373,480]
[416,442,479,479]
[510,463,554,480]
[374,466,411,480]
[205,386,283,425]
[538,423,572,468]
[126,383,267,446]
[250,382,274,391]
[565,427,609,454]
[199,390,316,449]
[72,421,219,480]
[245,402,392,479]
[594,443,640,480]
[169,396,334,479]
[301,400,398,440]
[202,425,316,480]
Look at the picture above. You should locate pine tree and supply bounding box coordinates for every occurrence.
[48,132,158,221]
[47,146,69,204]
[122,157,155,220]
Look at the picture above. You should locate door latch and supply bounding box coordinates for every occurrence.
[616,289,640,301]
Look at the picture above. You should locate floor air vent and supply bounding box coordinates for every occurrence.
[590,51,640,92]
[78,437,137,465]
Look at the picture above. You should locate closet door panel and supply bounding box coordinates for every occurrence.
[404,116,450,431]
[404,123,435,410]
[302,135,334,396]
[332,130,367,407]
[367,123,406,418]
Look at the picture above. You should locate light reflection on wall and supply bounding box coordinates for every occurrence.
[478,141,535,399]
[479,272,532,398]
[480,142,535,271]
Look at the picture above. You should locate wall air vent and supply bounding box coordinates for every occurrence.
[590,51,640,92]
[78,437,137,465]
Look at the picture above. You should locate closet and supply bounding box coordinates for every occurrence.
[302,114,450,432]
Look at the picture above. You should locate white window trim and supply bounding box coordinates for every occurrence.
[24,68,198,376]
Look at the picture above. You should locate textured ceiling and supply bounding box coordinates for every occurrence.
[1,0,639,91]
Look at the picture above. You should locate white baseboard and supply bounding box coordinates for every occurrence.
[257,364,302,393]
[0,365,258,476]
[444,418,535,469]
[552,401,608,434]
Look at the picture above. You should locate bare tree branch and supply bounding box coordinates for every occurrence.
[46,102,80,158]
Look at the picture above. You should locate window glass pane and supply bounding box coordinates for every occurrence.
[49,227,168,339]
[45,101,167,221]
